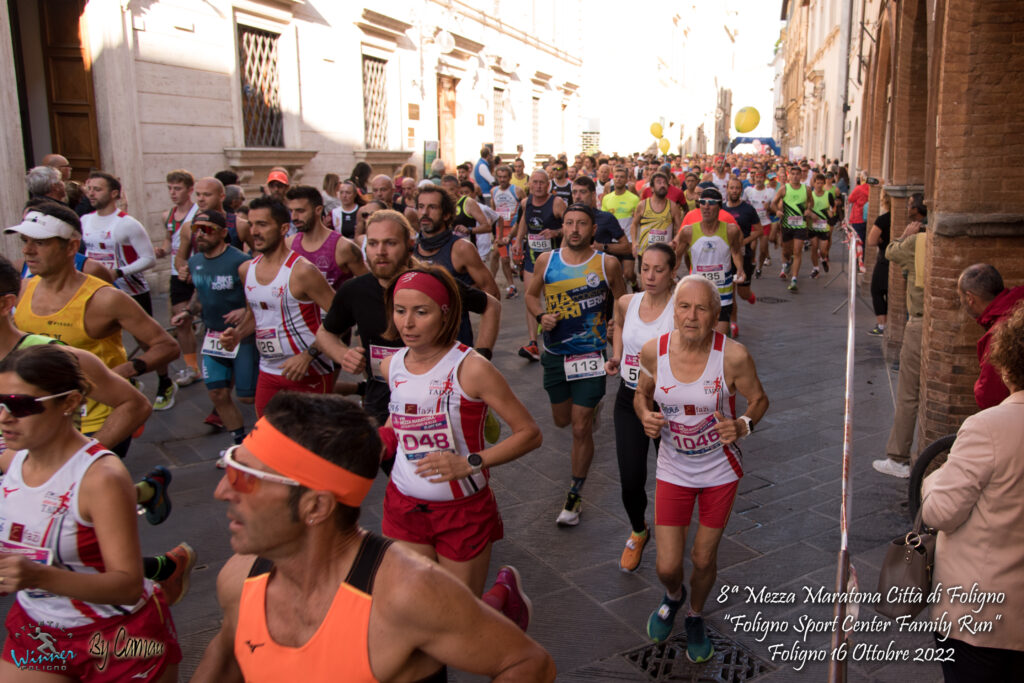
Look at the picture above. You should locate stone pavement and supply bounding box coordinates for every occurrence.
[2,243,949,682]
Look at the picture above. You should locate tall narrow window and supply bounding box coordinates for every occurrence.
[531,96,540,152]
[238,26,284,147]
[493,88,505,150]
[362,56,388,149]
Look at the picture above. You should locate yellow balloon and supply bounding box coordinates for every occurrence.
[650,122,663,138]
[658,137,670,154]
[734,107,760,134]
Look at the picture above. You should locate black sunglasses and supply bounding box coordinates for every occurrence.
[698,199,721,206]
[0,390,75,418]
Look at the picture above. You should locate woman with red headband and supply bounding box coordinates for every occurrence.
[0,345,180,682]
[379,265,542,623]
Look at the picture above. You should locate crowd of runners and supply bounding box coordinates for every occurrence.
[0,148,888,680]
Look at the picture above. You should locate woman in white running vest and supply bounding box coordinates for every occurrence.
[605,243,678,572]
[0,345,180,682]
[378,266,541,595]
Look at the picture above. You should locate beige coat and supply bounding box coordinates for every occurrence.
[921,391,1024,651]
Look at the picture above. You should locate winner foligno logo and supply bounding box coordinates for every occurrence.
[10,621,76,672]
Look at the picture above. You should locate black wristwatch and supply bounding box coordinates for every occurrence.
[307,347,321,360]
[131,358,148,377]
[115,268,124,280]
[535,313,544,324]
[467,453,484,476]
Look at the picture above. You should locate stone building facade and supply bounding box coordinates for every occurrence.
[1,0,584,273]
[857,0,1024,450]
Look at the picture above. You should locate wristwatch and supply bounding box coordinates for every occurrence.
[467,453,484,476]
[739,415,754,437]
[307,346,321,360]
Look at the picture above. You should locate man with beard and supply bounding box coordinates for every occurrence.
[549,161,573,204]
[413,185,498,345]
[513,170,566,360]
[525,204,626,526]
[218,197,336,416]
[315,210,499,426]
[631,172,681,259]
[285,185,366,292]
[178,210,256,447]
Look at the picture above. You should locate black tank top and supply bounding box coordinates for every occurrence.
[338,207,358,239]
[550,180,572,204]
[247,534,447,683]
[415,232,474,288]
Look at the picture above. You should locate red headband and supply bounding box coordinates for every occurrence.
[243,417,375,507]
[394,271,450,312]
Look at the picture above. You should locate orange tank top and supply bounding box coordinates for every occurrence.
[234,534,392,683]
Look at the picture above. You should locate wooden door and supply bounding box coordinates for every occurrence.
[40,0,100,181]
[437,75,458,171]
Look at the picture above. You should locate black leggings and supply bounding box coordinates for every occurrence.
[613,382,659,533]
[871,253,889,316]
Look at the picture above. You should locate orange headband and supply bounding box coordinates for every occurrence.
[242,417,374,507]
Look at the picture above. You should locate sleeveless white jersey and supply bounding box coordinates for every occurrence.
[653,331,742,488]
[244,251,330,376]
[743,186,775,226]
[620,292,675,390]
[689,223,735,306]
[80,211,151,295]
[387,344,488,501]
[491,186,519,224]
[0,440,153,627]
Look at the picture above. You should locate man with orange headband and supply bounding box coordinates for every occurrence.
[192,392,555,682]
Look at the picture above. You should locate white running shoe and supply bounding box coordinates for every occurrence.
[872,458,910,479]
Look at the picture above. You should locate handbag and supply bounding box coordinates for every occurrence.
[875,508,936,619]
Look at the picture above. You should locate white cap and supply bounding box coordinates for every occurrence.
[5,211,77,240]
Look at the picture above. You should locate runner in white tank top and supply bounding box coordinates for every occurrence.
[620,290,676,391]
[244,251,331,377]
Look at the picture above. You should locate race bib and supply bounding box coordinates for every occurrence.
[564,352,605,381]
[202,330,239,359]
[0,539,52,565]
[527,234,552,252]
[370,344,399,381]
[647,228,670,244]
[813,219,828,231]
[623,353,640,389]
[255,328,285,359]
[756,208,769,223]
[787,215,804,227]
[392,412,455,460]
[498,207,514,221]
[695,264,725,284]
[667,415,721,457]
[85,250,116,270]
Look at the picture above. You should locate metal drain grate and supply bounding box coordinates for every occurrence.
[756,296,790,304]
[621,625,775,682]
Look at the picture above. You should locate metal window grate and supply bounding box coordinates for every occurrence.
[493,88,505,150]
[238,26,284,148]
[531,96,540,152]
[363,56,388,149]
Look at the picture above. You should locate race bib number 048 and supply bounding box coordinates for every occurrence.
[392,412,455,460]
[564,352,605,381]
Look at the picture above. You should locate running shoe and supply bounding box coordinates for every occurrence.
[484,409,501,444]
[139,466,172,525]
[867,325,885,336]
[872,458,910,479]
[173,366,200,387]
[556,491,582,526]
[821,257,830,273]
[730,322,739,339]
[746,292,757,305]
[204,410,224,430]
[157,543,197,606]
[810,266,820,279]
[153,380,177,411]
[787,278,798,292]
[505,285,518,299]
[518,341,540,362]
[685,615,715,663]
[755,267,762,279]
[494,565,533,631]
[762,256,771,267]
[619,527,649,573]
[646,592,685,643]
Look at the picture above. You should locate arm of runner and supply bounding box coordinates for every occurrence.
[69,346,152,448]
[472,291,500,352]
[278,259,333,381]
[729,226,746,284]
[83,257,115,283]
[188,554,252,683]
[375,554,556,682]
[156,210,170,258]
[513,198,528,244]
[94,288,180,379]
[175,222,193,279]
[525,253,558,330]
[633,337,665,438]
[630,200,644,257]
[418,356,542,482]
[674,225,692,269]
[219,263,255,351]
[236,215,254,251]
[714,341,769,444]
[316,282,364,373]
[114,217,157,277]
[605,253,627,302]
[336,236,369,277]
[0,457,143,605]
[452,239,500,299]
[771,186,785,214]
[466,198,492,235]
[606,294,633,374]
